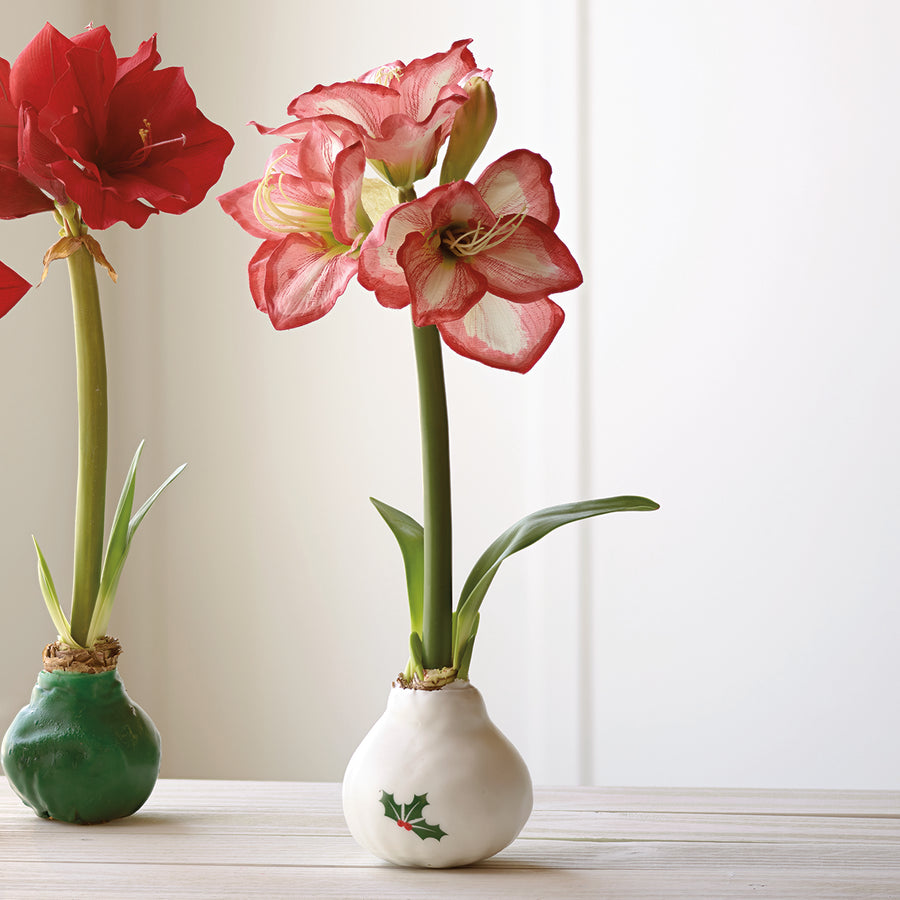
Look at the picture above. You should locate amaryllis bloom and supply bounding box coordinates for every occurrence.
[358,150,582,373]
[0,261,30,319]
[267,39,484,190]
[218,120,381,330]
[6,23,233,229]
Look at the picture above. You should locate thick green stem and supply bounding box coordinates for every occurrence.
[412,322,453,669]
[61,207,108,646]
[398,185,453,669]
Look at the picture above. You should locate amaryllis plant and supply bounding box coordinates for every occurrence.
[0,23,233,650]
[220,39,657,686]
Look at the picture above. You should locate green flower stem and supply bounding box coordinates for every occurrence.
[60,205,108,647]
[400,182,453,668]
[411,321,453,669]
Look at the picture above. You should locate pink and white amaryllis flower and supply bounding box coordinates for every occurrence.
[218,120,378,330]
[357,149,582,373]
[266,40,484,191]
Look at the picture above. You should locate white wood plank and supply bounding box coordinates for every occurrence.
[533,785,900,816]
[2,779,900,899]
[2,832,900,872]
[1,862,899,900]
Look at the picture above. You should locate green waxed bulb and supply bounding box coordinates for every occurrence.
[1,668,160,824]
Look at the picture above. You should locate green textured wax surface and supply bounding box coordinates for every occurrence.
[1,668,160,824]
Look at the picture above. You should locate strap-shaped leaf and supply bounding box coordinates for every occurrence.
[455,612,479,680]
[371,497,424,637]
[32,536,75,646]
[100,441,144,593]
[129,462,187,541]
[408,631,425,679]
[87,443,185,646]
[454,496,659,658]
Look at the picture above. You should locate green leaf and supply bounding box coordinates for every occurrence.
[455,613,479,680]
[370,498,424,637]
[128,462,187,542]
[86,443,185,646]
[403,793,430,822]
[32,537,75,646]
[411,819,448,841]
[379,790,404,822]
[409,631,425,679]
[454,496,659,662]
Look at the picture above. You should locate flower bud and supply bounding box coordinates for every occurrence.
[439,75,497,184]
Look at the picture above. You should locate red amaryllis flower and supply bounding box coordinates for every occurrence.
[218,121,374,330]
[357,150,581,372]
[266,39,483,191]
[0,260,30,319]
[7,23,233,229]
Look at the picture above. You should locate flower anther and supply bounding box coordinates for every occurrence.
[123,120,188,168]
[441,209,527,259]
[252,154,333,235]
[365,64,403,87]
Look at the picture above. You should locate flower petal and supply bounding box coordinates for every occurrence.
[0,162,54,218]
[0,259,31,319]
[17,103,69,202]
[8,23,74,109]
[114,34,161,84]
[259,232,357,330]
[475,149,559,227]
[469,216,582,303]
[397,230,485,326]
[248,240,278,312]
[396,39,476,121]
[437,294,564,373]
[51,158,158,229]
[288,81,398,138]
[330,140,370,246]
[358,188,444,309]
[217,179,271,240]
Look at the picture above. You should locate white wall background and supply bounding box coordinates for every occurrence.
[1,0,898,790]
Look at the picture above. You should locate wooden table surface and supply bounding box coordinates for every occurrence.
[1,776,898,898]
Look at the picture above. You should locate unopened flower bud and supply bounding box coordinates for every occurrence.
[440,75,497,184]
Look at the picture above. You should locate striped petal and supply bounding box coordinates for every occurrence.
[475,149,559,227]
[358,188,442,309]
[397,230,485,326]
[258,233,357,330]
[330,141,371,246]
[437,294,564,373]
[469,216,582,303]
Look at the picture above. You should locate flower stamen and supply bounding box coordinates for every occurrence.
[442,209,527,258]
[123,119,187,167]
[252,153,333,235]
[366,64,403,87]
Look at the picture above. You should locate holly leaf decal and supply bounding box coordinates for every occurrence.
[410,819,448,841]
[379,790,403,821]
[402,793,429,822]
[379,790,447,842]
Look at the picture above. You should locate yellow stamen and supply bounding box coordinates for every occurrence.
[123,119,186,168]
[442,209,527,258]
[367,64,403,87]
[252,153,333,234]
